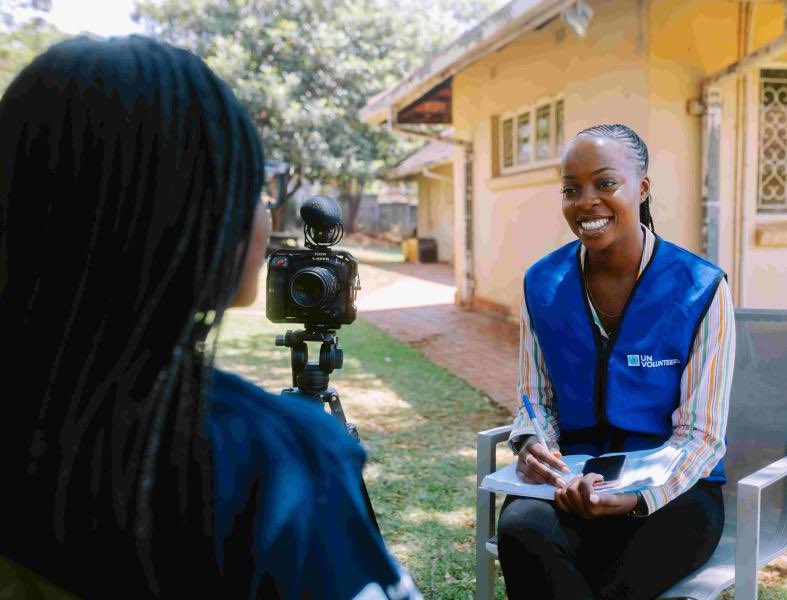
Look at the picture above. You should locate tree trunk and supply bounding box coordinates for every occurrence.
[269,169,303,232]
[270,205,286,232]
[340,179,364,234]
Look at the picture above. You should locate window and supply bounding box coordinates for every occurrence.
[498,97,564,175]
[758,69,787,213]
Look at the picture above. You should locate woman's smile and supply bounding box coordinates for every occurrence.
[577,215,614,236]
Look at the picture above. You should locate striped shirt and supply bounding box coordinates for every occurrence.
[509,225,736,514]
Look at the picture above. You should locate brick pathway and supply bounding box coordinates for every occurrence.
[356,260,520,415]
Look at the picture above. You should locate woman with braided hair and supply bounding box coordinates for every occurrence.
[498,124,734,599]
[0,36,419,599]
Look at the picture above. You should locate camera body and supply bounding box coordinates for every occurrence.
[266,248,359,329]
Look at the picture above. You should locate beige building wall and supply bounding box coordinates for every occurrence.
[452,0,650,318]
[449,0,787,316]
[646,0,739,259]
[416,163,455,263]
[740,4,787,308]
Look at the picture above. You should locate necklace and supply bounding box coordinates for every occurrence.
[583,269,622,319]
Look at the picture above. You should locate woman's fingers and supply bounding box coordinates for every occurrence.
[516,449,566,486]
[528,442,571,473]
[556,473,632,519]
[516,452,549,484]
[579,473,604,505]
[556,475,584,514]
[525,453,567,487]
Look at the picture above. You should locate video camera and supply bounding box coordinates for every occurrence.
[266,195,360,330]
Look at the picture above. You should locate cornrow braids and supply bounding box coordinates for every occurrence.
[576,123,656,233]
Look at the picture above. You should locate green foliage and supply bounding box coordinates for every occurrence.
[0,0,65,93]
[133,0,507,188]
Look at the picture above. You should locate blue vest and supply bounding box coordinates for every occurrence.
[524,237,726,483]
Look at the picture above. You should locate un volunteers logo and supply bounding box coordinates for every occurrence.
[627,354,641,367]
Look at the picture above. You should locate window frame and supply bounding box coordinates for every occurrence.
[498,95,564,176]
[757,67,787,214]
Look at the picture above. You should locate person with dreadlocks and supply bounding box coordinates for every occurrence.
[0,36,420,600]
[496,124,735,599]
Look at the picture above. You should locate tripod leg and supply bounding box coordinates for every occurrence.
[359,479,381,534]
[325,393,380,533]
[326,393,347,426]
[343,422,380,532]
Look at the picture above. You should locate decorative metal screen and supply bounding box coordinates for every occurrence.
[758,69,787,213]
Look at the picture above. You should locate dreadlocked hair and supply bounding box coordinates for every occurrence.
[0,36,264,597]
[576,123,655,233]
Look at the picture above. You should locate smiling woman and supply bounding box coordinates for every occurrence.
[498,123,736,599]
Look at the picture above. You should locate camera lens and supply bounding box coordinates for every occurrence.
[289,266,340,308]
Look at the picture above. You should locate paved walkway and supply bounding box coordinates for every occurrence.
[356,260,520,415]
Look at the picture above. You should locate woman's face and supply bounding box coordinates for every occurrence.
[560,136,649,253]
[230,202,270,308]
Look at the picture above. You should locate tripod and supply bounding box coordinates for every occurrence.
[276,327,379,531]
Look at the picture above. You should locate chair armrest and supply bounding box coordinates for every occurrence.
[476,425,513,600]
[477,425,513,482]
[735,454,787,600]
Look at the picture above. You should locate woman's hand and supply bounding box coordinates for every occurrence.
[515,437,571,488]
[554,473,638,518]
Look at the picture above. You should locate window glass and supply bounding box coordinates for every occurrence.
[502,117,514,169]
[555,100,564,156]
[536,105,551,160]
[517,113,531,165]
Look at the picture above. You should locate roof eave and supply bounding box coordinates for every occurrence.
[386,156,453,180]
[360,0,575,126]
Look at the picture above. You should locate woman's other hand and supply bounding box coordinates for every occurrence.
[515,437,570,488]
[554,473,638,518]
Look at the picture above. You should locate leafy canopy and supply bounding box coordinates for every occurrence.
[0,0,66,92]
[134,0,507,187]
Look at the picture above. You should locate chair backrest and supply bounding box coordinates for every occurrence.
[722,308,787,526]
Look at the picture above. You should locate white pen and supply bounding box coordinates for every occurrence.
[521,394,570,478]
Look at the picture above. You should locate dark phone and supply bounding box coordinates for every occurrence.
[582,454,626,482]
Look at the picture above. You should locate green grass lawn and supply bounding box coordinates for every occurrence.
[217,310,512,598]
[217,308,787,600]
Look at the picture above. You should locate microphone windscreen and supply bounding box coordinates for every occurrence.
[300,195,342,228]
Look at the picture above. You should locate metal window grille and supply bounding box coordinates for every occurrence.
[758,69,787,213]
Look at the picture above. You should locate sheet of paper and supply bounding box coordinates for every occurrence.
[479,455,590,500]
[479,444,686,499]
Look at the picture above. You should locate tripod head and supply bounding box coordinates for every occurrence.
[272,326,380,532]
[275,326,343,395]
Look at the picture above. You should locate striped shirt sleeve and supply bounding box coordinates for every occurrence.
[641,278,736,514]
[507,293,560,453]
